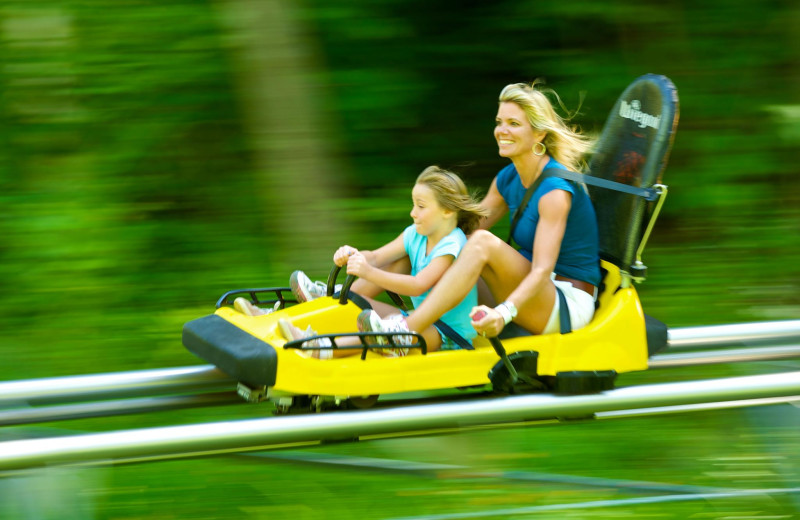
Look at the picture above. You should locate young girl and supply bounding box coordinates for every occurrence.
[237,166,487,357]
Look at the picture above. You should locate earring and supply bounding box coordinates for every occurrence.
[533,142,546,156]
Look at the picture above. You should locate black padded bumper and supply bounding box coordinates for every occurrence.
[182,314,277,388]
[644,314,669,356]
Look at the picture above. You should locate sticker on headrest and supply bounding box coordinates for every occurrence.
[619,99,661,129]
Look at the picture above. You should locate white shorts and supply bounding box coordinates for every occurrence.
[542,276,596,335]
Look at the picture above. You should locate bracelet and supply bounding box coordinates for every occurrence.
[494,302,515,325]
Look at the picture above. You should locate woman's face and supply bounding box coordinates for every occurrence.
[494,102,545,159]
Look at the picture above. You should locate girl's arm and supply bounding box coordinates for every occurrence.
[477,177,508,231]
[348,252,454,297]
[333,234,407,267]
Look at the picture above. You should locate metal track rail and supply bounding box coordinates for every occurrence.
[0,366,233,407]
[0,342,797,427]
[2,321,798,411]
[666,320,800,349]
[0,371,798,472]
[2,339,797,427]
[0,393,242,427]
[649,344,800,368]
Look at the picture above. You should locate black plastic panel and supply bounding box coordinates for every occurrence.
[182,315,277,388]
[587,74,679,270]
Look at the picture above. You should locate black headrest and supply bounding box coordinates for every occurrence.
[587,74,679,270]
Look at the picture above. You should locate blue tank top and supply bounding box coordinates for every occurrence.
[495,159,601,286]
[403,225,477,341]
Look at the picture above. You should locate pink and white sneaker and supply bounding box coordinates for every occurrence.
[357,310,411,357]
[290,270,328,303]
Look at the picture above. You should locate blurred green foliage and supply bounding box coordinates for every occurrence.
[1,0,798,379]
[0,1,799,517]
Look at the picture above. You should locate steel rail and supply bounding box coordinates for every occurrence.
[1,343,797,427]
[0,320,800,407]
[0,338,800,414]
[666,320,800,349]
[0,366,233,407]
[597,394,800,419]
[3,321,799,409]
[0,393,242,427]
[0,370,798,472]
[649,344,800,368]
[1,342,797,426]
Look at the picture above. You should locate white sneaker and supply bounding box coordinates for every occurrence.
[357,310,411,357]
[290,271,328,303]
[234,297,274,316]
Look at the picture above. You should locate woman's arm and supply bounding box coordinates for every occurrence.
[504,189,571,309]
[477,177,508,231]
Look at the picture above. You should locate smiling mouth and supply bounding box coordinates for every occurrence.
[498,140,514,145]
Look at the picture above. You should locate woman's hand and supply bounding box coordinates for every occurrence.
[333,245,358,267]
[470,306,505,338]
[345,251,372,278]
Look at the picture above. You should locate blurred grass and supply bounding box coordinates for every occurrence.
[2,396,798,518]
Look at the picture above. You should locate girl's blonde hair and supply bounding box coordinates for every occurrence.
[416,166,489,235]
[499,80,595,172]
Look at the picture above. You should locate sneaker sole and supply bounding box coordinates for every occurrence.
[290,271,313,303]
[357,310,386,346]
[357,310,411,356]
[377,315,411,357]
[278,318,304,342]
[234,297,257,316]
[384,348,409,358]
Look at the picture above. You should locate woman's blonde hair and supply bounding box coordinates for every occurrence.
[416,166,489,235]
[499,80,595,172]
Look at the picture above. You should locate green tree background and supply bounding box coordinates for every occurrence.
[1,0,798,379]
[1,2,799,518]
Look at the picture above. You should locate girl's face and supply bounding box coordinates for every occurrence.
[494,102,545,159]
[410,183,453,237]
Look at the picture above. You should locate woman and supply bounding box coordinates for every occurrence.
[360,81,600,340]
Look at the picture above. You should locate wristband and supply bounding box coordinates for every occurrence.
[494,301,517,325]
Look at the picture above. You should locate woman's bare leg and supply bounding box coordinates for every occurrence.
[476,278,496,307]
[404,230,553,334]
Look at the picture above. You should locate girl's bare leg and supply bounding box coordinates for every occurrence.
[325,288,413,357]
[362,298,404,318]
[290,257,413,358]
[419,325,443,352]
[327,309,441,357]
[350,257,412,298]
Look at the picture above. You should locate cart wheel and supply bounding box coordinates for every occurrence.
[488,351,548,394]
[347,395,379,409]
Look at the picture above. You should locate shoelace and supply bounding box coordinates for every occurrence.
[383,316,413,346]
[309,280,328,297]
